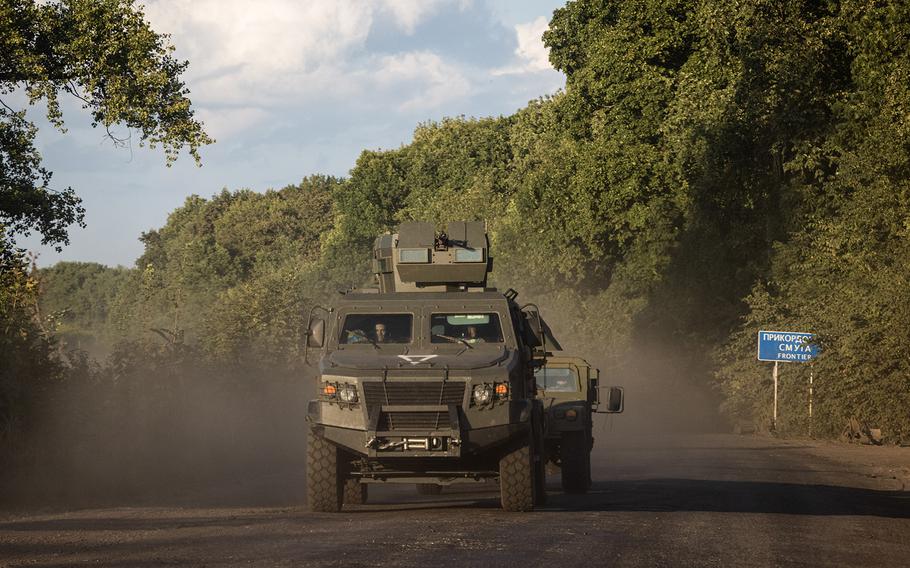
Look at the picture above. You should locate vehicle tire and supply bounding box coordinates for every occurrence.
[343,477,368,505]
[306,428,343,512]
[416,483,442,496]
[533,409,547,506]
[499,438,535,512]
[560,430,591,494]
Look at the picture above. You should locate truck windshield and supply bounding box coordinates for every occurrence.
[535,367,580,392]
[340,314,412,344]
[430,313,503,344]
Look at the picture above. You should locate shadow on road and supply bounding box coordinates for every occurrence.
[545,478,910,518]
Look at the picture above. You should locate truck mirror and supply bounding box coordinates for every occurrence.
[522,310,543,348]
[526,312,541,336]
[307,318,325,348]
[597,386,624,413]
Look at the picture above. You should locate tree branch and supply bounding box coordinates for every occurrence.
[0,96,21,114]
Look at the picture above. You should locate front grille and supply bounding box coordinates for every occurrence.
[377,411,448,431]
[362,381,465,406]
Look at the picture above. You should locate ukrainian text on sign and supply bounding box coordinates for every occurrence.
[757,330,818,362]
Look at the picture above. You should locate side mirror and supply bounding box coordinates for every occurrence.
[597,386,624,414]
[307,318,325,348]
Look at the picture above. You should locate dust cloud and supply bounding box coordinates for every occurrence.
[3,290,724,511]
[2,357,318,510]
[538,298,726,437]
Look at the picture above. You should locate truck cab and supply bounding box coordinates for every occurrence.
[535,355,624,493]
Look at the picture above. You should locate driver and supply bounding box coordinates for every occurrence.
[374,322,388,343]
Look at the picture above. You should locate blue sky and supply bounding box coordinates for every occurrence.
[18,0,566,267]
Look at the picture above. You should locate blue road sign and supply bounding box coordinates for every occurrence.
[757,330,818,362]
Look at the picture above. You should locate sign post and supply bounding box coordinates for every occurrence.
[772,361,779,429]
[808,367,814,437]
[757,330,818,431]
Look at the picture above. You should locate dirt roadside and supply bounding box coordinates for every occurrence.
[750,434,910,490]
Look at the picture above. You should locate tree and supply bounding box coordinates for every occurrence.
[0,0,213,248]
[0,230,61,446]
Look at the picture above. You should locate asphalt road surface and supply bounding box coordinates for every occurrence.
[2,428,908,567]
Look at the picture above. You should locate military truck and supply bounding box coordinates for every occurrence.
[535,355,624,494]
[304,221,558,512]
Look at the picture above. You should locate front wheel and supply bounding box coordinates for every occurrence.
[533,410,547,506]
[560,430,591,494]
[306,428,344,512]
[499,439,535,512]
[343,478,368,505]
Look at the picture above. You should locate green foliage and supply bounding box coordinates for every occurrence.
[711,0,910,440]
[1,0,212,248]
[36,261,129,354]
[0,231,61,448]
[106,176,340,361]
[0,105,84,248]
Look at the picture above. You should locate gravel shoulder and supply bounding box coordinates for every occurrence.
[756,435,910,490]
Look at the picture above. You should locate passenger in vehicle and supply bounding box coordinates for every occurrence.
[464,325,485,344]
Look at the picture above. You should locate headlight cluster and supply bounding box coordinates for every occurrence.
[323,381,358,404]
[472,382,509,406]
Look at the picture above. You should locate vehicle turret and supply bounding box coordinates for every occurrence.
[372,221,491,293]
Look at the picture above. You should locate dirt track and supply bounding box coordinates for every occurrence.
[1,427,908,567]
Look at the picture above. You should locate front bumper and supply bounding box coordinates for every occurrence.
[307,398,533,458]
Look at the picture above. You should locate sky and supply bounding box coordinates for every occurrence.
[17,0,567,268]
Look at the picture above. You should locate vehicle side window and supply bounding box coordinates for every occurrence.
[340,314,413,344]
[534,367,580,392]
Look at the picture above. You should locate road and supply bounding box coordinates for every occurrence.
[1,428,908,567]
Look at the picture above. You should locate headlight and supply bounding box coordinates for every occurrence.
[339,384,358,403]
[321,379,359,405]
[472,384,493,405]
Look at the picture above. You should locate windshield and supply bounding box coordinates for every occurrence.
[430,313,503,344]
[535,367,580,392]
[340,314,412,344]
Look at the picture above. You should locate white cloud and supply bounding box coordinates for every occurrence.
[515,16,552,71]
[140,0,474,122]
[374,51,471,111]
[379,0,445,34]
[142,0,374,105]
[196,107,270,140]
[377,0,474,34]
[143,0,373,74]
[492,15,553,76]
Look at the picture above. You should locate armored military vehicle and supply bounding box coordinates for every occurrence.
[304,221,556,512]
[534,355,624,494]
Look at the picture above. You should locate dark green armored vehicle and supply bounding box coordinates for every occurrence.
[304,221,555,512]
[535,356,624,494]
